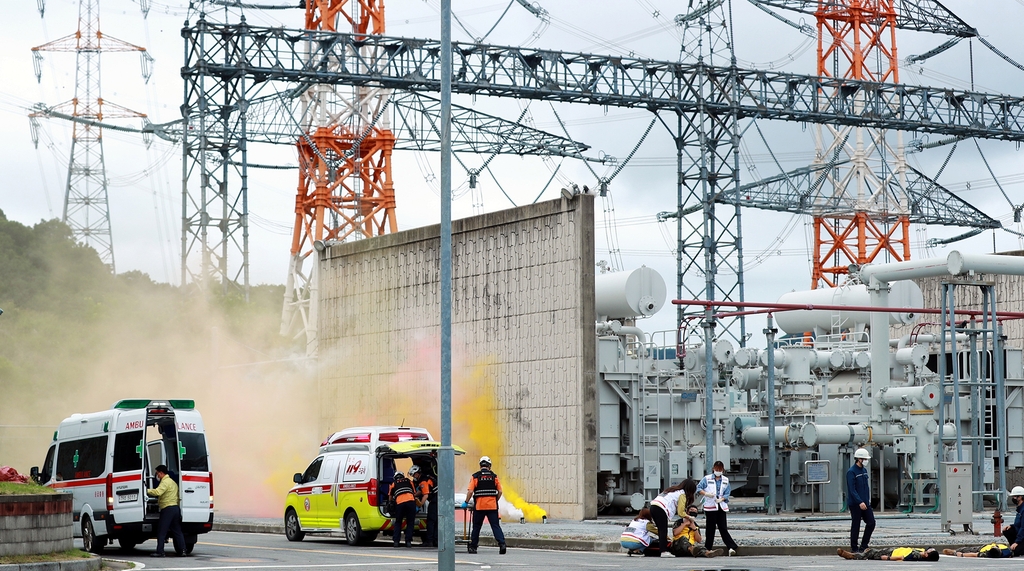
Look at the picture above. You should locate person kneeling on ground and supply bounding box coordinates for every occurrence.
[620,508,654,555]
[837,547,939,561]
[669,506,722,558]
[942,543,1013,558]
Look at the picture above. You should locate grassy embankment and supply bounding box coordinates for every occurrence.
[0,549,91,565]
[0,481,56,495]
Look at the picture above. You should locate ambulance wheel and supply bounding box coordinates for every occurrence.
[118,538,138,551]
[344,512,364,546]
[82,518,103,554]
[185,534,197,554]
[284,509,305,542]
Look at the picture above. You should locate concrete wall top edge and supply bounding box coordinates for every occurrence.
[322,197,582,260]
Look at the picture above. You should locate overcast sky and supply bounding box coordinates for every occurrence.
[3,0,1024,338]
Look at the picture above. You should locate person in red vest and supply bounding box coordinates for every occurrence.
[465,456,506,555]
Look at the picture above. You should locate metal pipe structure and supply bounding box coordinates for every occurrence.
[741,426,790,446]
[766,314,777,515]
[996,321,1008,511]
[674,300,1024,320]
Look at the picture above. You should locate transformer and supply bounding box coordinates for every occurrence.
[595,252,1024,515]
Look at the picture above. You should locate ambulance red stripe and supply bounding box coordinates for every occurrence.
[51,473,142,489]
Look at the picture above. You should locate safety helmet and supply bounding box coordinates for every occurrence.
[394,471,404,479]
[408,465,421,476]
[1009,486,1024,497]
[479,456,492,466]
[854,448,871,460]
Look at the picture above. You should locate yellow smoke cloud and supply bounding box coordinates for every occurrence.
[456,363,547,523]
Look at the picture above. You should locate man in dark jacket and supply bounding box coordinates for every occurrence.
[846,447,874,553]
[1002,486,1024,556]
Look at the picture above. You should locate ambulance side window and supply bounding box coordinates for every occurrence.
[178,433,209,472]
[113,431,144,473]
[319,458,338,485]
[300,457,323,484]
[41,445,55,483]
[55,436,107,480]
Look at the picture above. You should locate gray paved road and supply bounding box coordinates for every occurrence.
[89,532,1014,570]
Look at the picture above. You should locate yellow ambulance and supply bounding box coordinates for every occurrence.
[283,426,463,545]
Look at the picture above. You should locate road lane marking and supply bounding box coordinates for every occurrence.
[201,540,438,564]
[154,564,412,570]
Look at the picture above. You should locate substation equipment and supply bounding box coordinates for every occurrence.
[594,252,1024,519]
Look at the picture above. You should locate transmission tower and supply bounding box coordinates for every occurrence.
[30,0,152,272]
[809,1,908,288]
[669,1,747,347]
[743,1,984,289]
[280,0,394,354]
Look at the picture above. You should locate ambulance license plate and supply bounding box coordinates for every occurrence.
[119,493,138,503]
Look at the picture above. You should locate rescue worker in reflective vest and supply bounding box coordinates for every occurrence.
[410,465,438,548]
[466,456,506,555]
[146,465,185,557]
[390,471,417,548]
[696,460,739,555]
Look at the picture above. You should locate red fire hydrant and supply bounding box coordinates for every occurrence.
[992,509,1004,537]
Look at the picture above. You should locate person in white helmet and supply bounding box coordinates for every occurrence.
[410,465,438,548]
[389,471,417,548]
[846,448,875,553]
[1002,485,1024,556]
[466,456,506,554]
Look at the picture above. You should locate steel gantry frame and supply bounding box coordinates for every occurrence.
[178,15,1024,313]
[179,17,593,298]
[181,23,1024,138]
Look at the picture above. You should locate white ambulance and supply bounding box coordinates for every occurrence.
[32,399,214,554]
[283,426,463,545]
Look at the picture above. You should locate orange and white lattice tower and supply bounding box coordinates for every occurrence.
[31,0,151,272]
[280,0,396,353]
[811,1,910,288]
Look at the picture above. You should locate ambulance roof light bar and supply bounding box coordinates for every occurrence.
[113,399,196,410]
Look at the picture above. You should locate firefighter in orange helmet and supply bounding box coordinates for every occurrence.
[466,456,506,555]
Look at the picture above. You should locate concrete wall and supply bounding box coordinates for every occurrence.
[317,195,597,519]
[0,494,73,556]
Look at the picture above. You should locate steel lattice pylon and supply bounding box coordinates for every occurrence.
[281,0,397,353]
[31,0,151,272]
[733,2,1000,287]
[670,1,746,348]
[810,0,909,288]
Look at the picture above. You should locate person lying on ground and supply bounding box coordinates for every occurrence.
[942,543,1013,558]
[837,547,940,561]
[669,506,722,558]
